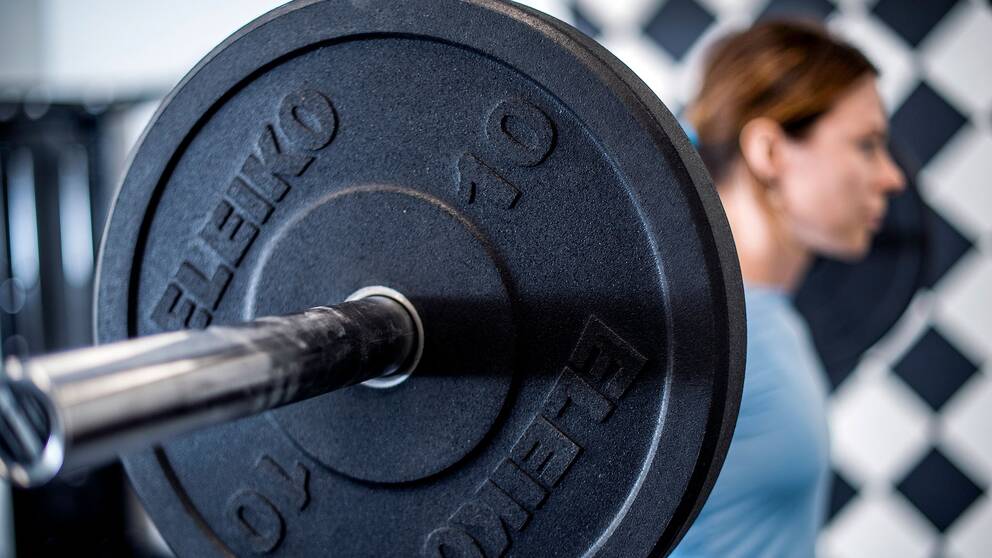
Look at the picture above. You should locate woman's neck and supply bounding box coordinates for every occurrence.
[717,168,812,293]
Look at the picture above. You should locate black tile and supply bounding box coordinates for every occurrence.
[891,82,967,167]
[570,3,601,39]
[827,468,858,522]
[644,0,714,60]
[897,448,983,532]
[893,328,978,411]
[923,206,974,288]
[759,0,835,21]
[873,0,959,47]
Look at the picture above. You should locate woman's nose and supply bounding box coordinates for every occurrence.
[878,150,906,194]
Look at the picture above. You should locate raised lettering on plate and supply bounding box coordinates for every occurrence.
[226,489,286,554]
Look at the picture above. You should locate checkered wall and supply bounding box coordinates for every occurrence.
[514,0,992,556]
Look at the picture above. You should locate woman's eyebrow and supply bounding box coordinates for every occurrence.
[859,127,888,141]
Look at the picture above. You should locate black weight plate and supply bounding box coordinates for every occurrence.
[795,144,928,388]
[94,1,745,556]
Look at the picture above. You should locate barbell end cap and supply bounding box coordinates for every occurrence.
[0,358,66,489]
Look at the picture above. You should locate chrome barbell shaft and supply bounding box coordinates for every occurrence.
[0,290,421,488]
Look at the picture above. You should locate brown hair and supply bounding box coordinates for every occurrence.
[686,20,877,184]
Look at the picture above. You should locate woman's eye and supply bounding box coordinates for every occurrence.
[857,138,878,155]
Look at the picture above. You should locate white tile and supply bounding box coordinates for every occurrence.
[575,0,662,31]
[945,495,992,558]
[921,1,992,115]
[922,128,992,239]
[831,12,919,112]
[934,253,992,362]
[698,0,766,20]
[819,494,937,558]
[516,0,574,24]
[941,373,992,485]
[598,31,682,110]
[830,371,933,484]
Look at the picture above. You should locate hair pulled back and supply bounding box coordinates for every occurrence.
[687,20,877,183]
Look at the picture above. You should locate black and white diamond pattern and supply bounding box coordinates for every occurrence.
[828,469,859,522]
[898,448,985,533]
[891,82,968,168]
[872,0,959,48]
[895,328,979,411]
[645,0,714,60]
[517,0,992,555]
[924,208,975,288]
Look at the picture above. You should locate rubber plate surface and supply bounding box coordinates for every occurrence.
[95,1,745,556]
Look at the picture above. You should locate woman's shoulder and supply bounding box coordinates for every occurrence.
[734,283,831,468]
[739,283,829,408]
[743,285,799,346]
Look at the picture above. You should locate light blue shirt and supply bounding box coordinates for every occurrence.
[671,285,831,558]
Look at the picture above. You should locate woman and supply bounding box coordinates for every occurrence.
[673,21,905,557]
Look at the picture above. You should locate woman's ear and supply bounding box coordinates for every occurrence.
[738,117,787,185]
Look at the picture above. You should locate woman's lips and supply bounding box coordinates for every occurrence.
[866,198,889,232]
[868,211,885,232]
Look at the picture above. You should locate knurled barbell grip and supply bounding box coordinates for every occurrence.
[0,290,421,488]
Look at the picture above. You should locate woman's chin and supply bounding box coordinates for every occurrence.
[820,234,873,262]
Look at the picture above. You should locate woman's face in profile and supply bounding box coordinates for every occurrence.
[775,76,906,260]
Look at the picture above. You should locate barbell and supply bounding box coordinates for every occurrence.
[1,0,747,555]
